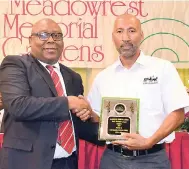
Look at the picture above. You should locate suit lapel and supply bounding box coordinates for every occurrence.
[29,55,58,96]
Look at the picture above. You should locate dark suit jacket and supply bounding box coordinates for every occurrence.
[0,54,102,169]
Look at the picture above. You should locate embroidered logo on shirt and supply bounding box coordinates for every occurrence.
[143,76,158,84]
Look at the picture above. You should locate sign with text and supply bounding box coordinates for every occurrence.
[0,0,189,68]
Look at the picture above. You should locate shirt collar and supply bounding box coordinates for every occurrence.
[114,51,147,70]
[135,51,146,66]
[37,60,60,71]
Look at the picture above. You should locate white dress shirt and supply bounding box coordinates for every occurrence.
[0,109,4,131]
[88,51,189,143]
[38,60,76,158]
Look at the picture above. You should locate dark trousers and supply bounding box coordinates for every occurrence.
[100,149,170,169]
[51,152,77,169]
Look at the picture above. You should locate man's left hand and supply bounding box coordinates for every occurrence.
[75,108,91,121]
[73,95,92,121]
[112,133,153,150]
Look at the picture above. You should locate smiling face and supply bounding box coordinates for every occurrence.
[29,19,64,64]
[112,14,143,59]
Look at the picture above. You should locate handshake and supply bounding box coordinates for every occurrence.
[67,95,98,122]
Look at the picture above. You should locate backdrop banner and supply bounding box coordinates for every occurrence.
[1,0,189,68]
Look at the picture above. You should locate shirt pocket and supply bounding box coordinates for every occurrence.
[3,137,33,152]
[139,83,163,113]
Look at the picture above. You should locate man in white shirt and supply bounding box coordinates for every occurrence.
[88,14,189,169]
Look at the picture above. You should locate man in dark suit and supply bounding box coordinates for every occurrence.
[0,18,100,169]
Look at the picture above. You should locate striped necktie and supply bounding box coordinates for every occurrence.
[46,65,75,154]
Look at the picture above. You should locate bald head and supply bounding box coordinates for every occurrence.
[112,14,143,59]
[29,18,64,64]
[31,18,62,34]
[113,14,142,32]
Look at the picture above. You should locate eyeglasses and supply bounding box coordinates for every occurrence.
[31,32,63,41]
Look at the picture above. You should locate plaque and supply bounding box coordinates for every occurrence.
[98,97,139,141]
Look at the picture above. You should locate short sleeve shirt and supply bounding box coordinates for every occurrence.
[87,51,189,143]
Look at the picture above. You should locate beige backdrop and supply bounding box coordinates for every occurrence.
[1,0,189,95]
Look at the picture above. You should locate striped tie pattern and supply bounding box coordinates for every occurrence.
[46,65,75,154]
